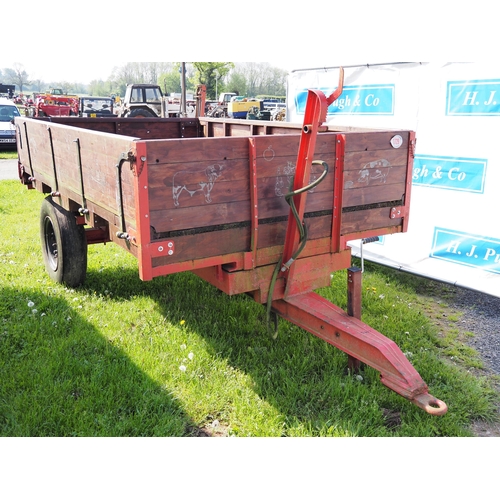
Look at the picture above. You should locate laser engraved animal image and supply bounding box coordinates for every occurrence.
[275,162,296,197]
[344,159,391,189]
[275,161,322,197]
[357,159,391,185]
[171,164,223,207]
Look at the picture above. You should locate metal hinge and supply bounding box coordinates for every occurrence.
[390,206,408,219]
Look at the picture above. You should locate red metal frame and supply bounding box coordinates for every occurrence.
[402,130,416,233]
[280,71,345,298]
[133,142,154,281]
[271,292,447,415]
[280,88,329,276]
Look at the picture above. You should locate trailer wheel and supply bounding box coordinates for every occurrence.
[128,108,155,118]
[40,197,87,287]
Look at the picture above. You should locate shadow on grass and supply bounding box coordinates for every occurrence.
[2,257,489,437]
[0,286,198,437]
[80,265,456,437]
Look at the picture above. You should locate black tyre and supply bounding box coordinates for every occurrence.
[128,108,155,118]
[40,197,88,287]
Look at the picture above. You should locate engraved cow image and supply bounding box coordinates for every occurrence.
[171,164,223,207]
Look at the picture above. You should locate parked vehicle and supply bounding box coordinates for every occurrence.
[26,88,79,117]
[206,92,235,117]
[115,84,200,118]
[79,96,116,117]
[0,84,15,99]
[0,97,20,148]
[207,92,265,119]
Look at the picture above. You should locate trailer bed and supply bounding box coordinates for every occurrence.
[16,115,412,293]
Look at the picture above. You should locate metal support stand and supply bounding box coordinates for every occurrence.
[347,267,362,374]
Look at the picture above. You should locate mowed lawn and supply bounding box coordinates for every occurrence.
[0,178,498,437]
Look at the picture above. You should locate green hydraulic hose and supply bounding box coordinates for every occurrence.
[266,160,329,338]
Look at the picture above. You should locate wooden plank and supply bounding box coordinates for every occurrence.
[144,132,336,165]
[145,136,250,164]
[343,148,408,171]
[344,130,410,153]
[49,118,119,135]
[44,117,201,140]
[153,225,250,266]
[200,117,305,137]
[115,119,200,139]
[343,165,407,188]
[341,206,402,235]
[150,200,251,233]
[150,215,335,268]
[343,181,406,208]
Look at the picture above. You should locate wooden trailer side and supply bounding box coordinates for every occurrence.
[16,117,142,253]
[340,130,414,243]
[199,117,414,243]
[135,126,413,283]
[133,131,341,280]
[15,115,414,291]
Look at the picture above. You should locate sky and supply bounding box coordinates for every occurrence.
[2,58,129,85]
[2,1,493,85]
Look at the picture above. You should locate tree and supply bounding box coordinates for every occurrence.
[225,71,247,96]
[30,79,44,93]
[4,63,30,92]
[260,65,288,97]
[159,68,182,95]
[88,79,116,97]
[230,63,287,98]
[192,62,234,100]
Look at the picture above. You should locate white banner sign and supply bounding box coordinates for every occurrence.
[287,62,500,298]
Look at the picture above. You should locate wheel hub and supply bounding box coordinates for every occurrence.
[43,216,58,271]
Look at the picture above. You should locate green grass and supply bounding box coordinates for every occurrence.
[0,151,17,160]
[0,180,498,436]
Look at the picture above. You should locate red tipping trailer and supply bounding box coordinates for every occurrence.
[15,73,447,415]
